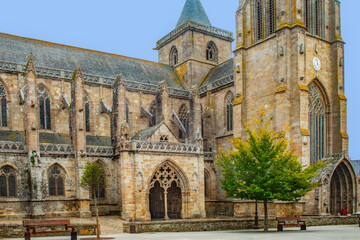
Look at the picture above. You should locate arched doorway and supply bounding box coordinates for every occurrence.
[167,181,182,219]
[148,161,187,220]
[330,161,355,215]
[149,181,164,219]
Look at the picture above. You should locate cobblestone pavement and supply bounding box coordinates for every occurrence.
[3,225,359,240]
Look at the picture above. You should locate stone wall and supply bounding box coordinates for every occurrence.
[123,216,359,233]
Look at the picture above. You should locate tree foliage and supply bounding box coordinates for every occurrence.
[80,161,105,206]
[217,108,325,231]
[80,161,105,239]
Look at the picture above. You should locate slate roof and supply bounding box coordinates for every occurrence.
[86,136,111,147]
[39,133,71,144]
[0,131,25,143]
[131,124,160,141]
[350,160,360,176]
[176,0,211,28]
[200,58,234,87]
[0,32,185,90]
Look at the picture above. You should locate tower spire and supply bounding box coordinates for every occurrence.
[176,0,211,27]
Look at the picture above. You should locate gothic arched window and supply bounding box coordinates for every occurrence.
[255,0,263,41]
[268,0,275,35]
[0,166,16,197]
[308,82,327,164]
[84,97,90,132]
[37,87,51,130]
[206,42,218,63]
[178,104,189,139]
[48,164,65,197]
[126,103,129,124]
[225,92,234,132]
[93,162,106,199]
[0,82,7,127]
[170,46,178,66]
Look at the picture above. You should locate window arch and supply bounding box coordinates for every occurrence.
[225,92,234,132]
[93,161,106,199]
[37,87,51,130]
[206,42,218,63]
[48,164,65,196]
[178,104,189,139]
[84,96,90,132]
[0,166,16,197]
[170,46,178,66]
[255,0,263,41]
[308,82,328,164]
[0,82,7,127]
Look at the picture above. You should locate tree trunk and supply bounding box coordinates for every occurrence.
[94,189,100,239]
[264,199,268,232]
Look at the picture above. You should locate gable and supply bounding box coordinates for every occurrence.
[132,122,179,143]
[149,123,179,143]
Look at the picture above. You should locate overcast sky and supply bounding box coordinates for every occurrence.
[0,0,359,159]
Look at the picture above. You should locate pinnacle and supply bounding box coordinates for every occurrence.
[176,0,211,28]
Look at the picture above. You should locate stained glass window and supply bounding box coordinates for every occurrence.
[48,164,65,196]
[0,83,7,127]
[0,166,16,197]
[38,87,51,130]
[85,97,90,132]
[226,92,234,132]
[309,82,326,164]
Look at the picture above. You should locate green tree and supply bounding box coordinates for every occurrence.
[217,108,325,232]
[80,161,105,239]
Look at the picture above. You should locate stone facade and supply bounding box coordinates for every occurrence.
[0,0,357,222]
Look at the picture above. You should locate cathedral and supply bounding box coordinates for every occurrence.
[0,0,358,221]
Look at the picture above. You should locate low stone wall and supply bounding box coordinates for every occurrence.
[234,200,305,218]
[0,199,87,219]
[0,223,96,238]
[123,216,359,233]
[205,200,234,217]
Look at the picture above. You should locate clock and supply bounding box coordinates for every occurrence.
[313,57,321,71]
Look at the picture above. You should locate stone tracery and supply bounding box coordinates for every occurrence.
[149,162,184,220]
[308,82,327,164]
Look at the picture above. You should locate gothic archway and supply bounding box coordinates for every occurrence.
[148,160,189,220]
[330,160,355,215]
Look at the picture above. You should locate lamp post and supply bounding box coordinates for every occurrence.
[253,200,260,229]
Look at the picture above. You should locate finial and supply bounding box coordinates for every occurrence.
[24,53,36,77]
[72,67,83,81]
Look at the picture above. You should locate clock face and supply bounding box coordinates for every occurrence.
[313,57,321,71]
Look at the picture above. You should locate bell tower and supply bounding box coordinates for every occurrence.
[233,0,347,165]
[155,0,234,88]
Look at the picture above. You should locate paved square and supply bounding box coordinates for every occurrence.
[4,225,359,240]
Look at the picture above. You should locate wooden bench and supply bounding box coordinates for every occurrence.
[276,217,306,231]
[23,219,77,240]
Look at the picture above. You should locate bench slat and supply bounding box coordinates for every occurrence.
[23,219,70,226]
[276,217,301,221]
[30,230,75,234]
